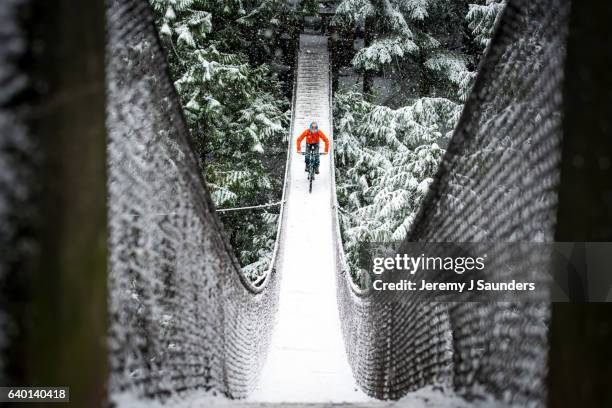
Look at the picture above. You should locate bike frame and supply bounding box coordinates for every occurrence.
[300,151,326,193]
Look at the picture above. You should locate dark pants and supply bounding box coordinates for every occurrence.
[305,143,320,168]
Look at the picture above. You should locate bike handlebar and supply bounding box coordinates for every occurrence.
[298,152,328,155]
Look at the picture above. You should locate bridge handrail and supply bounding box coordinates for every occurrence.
[330,0,571,404]
[106,0,284,399]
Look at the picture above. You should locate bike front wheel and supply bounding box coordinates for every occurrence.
[309,167,314,193]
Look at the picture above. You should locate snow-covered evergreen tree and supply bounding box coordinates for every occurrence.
[334,0,465,100]
[334,0,418,71]
[150,0,295,281]
[334,92,461,282]
[334,0,506,102]
[333,0,506,285]
[467,0,506,49]
[451,0,506,98]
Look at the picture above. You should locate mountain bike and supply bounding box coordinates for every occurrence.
[300,151,327,193]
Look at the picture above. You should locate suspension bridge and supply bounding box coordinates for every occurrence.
[248,34,367,403]
[1,0,611,407]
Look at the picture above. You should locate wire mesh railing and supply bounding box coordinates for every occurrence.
[105,0,289,400]
[332,0,570,405]
[2,0,610,406]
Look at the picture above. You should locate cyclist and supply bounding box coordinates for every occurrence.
[297,121,329,174]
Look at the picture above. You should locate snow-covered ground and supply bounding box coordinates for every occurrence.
[248,34,369,403]
[114,385,491,408]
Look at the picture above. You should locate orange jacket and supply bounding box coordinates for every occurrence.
[297,129,329,153]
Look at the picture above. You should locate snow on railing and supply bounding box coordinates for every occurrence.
[331,0,570,405]
[105,0,285,401]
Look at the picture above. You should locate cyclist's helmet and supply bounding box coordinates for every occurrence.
[310,121,318,133]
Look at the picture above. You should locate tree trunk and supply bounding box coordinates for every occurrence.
[413,19,432,97]
[418,51,432,96]
[363,16,375,97]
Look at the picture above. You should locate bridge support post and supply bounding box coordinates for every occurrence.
[0,0,108,405]
[549,1,612,407]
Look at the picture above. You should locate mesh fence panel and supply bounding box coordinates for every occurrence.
[106,0,281,399]
[334,0,570,405]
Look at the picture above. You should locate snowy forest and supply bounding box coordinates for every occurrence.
[150,0,506,283]
[331,0,506,284]
[150,0,304,281]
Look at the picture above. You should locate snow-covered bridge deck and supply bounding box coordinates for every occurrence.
[248,34,368,403]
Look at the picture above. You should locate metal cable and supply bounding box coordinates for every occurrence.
[216,201,285,213]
